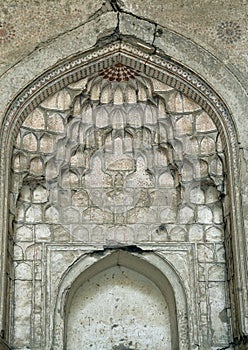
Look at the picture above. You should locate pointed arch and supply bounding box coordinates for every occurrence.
[0,25,247,348]
[52,249,188,349]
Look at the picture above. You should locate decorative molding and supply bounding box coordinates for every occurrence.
[3,40,237,151]
[0,37,247,339]
[2,39,239,175]
[0,338,11,350]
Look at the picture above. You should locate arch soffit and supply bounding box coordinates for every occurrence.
[57,250,187,314]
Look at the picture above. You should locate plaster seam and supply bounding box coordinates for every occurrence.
[0,2,247,99]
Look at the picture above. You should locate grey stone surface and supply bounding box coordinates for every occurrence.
[119,13,156,45]
[6,69,233,349]
[0,2,247,349]
[119,0,248,88]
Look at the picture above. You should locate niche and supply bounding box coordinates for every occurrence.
[64,250,179,350]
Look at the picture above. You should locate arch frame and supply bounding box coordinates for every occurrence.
[0,29,247,347]
[52,249,189,350]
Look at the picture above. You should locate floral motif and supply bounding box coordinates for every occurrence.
[0,21,15,44]
[217,21,241,44]
[99,63,139,82]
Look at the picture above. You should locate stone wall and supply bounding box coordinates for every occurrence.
[0,0,247,89]
[66,265,172,349]
[9,67,231,349]
[0,1,247,350]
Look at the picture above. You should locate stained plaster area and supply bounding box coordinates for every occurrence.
[6,64,232,349]
[0,1,247,144]
[0,0,104,74]
[66,266,172,349]
[0,1,248,350]
[0,0,247,86]
[119,0,248,85]
[0,0,248,212]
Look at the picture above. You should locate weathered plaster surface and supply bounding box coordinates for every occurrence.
[0,12,247,147]
[7,65,232,349]
[67,266,172,349]
[0,0,104,74]
[0,1,247,350]
[0,0,247,88]
[120,0,248,83]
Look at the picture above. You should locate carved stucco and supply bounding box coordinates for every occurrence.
[0,13,247,350]
[7,54,232,349]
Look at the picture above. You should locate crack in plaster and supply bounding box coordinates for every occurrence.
[217,343,234,350]
[109,0,124,12]
[0,0,160,81]
[216,334,248,349]
[105,1,248,96]
[1,0,247,100]
[88,1,114,20]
